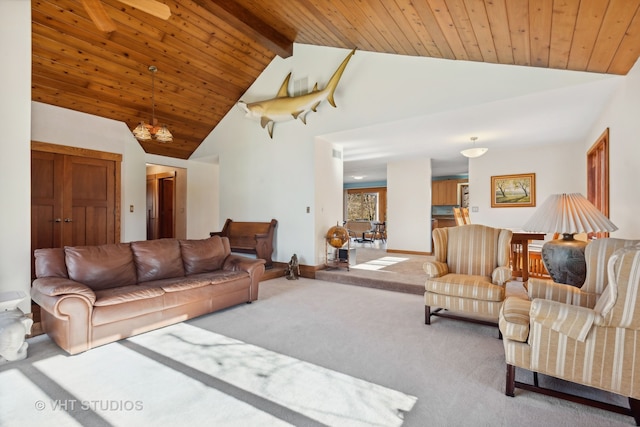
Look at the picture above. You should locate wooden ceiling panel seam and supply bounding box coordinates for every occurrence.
[484,0,515,64]
[529,0,553,68]
[407,0,456,59]
[587,0,640,73]
[392,0,445,57]
[428,0,472,61]
[286,0,352,48]
[299,0,371,49]
[443,0,484,62]
[547,0,580,70]
[366,0,421,56]
[505,0,532,66]
[607,7,640,74]
[566,0,610,71]
[332,0,398,54]
[462,0,499,63]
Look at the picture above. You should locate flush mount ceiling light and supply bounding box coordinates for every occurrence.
[132,65,173,143]
[352,175,365,180]
[461,136,488,158]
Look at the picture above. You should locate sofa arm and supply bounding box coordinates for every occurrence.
[530,299,596,342]
[223,254,266,274]
[423,261,448,278]
[223,255,266,302]
[32,277,96,305]
[528,278,596,308]
[492,266,512,286]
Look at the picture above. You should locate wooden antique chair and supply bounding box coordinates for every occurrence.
[424,224,513,327]
[499,239,640,424]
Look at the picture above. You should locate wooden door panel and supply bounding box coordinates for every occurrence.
[68,156,115,246]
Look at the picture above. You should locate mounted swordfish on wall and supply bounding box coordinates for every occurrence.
[238,48,356,138]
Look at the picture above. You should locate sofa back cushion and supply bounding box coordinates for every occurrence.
[65,243,137,290]
[130,239,185,282]
[179,236,230,275]
[34,247,68,278]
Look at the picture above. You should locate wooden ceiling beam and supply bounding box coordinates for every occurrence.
[192,0,293,58]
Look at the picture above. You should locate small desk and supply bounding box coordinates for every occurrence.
[511,231,546,283]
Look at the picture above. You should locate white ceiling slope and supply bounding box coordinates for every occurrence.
[196,45,622,183]
[324,76,621,182]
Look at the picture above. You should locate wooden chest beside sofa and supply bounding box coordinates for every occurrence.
[31,236,265,355]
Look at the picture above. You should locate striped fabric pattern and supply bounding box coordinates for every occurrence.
[501,243,640,400]
[425,225,513,321]
[527,238,640,308]
[425,274,505,301]
[499,297,531,343]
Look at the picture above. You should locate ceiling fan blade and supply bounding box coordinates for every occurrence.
[81,0,117,32]
[117,0,171,20]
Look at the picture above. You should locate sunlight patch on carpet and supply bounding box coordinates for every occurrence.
[130,323,417,426]
[352,256,409,271]
[28,344,293,426]
[0,369,82,426]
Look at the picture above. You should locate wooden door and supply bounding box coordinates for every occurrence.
[31,143,120,276]
[65,156,116,246]
[159,177,175,238]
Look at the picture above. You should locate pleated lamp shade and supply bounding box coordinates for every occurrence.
[522,193,617,287]
[523,193,617,235]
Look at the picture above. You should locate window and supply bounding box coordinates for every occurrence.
[345,187,386,221]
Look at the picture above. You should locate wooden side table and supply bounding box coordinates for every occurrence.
[511,232,546,283]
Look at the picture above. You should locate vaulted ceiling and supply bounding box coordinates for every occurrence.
[32,0,640,159]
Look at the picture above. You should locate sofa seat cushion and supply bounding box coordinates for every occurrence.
[499,297,531,342]
[65,243,137,291]
[94,285,165,306]
[131,239,185,282]
[425,274,505,302]
[179,236,229,275]
[92,285,165,326]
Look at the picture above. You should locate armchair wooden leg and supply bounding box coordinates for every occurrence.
[630,398,640,426]
[506,364,516,397]
[425,306,431,325]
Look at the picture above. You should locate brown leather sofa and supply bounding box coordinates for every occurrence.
[31,236,265,355]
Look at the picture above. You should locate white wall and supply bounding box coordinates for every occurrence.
[314,139,344,265]
[387,158,432,253]
[469,142,584,230]
[1,0,31,313]
[145,154,219,239]
[585,58,640,238]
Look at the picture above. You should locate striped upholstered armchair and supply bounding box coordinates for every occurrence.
[499,239,640,423]
[424,224,513,326]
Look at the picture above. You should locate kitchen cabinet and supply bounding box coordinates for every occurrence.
[432,179,463,205]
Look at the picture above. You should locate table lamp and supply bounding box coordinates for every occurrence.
[522,193,617,286]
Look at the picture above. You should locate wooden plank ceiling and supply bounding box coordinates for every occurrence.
[32,0,640,159]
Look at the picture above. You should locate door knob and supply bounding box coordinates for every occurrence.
[64,218,73,223]
[54,218,62,223]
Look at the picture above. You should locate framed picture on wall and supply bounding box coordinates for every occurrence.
[491,173,536,208]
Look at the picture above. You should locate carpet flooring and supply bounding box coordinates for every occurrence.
[1,276,633,426]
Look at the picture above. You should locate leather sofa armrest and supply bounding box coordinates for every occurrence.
[223,255,266,301]
[530,299,596,342]
[423,261,448,278]
[527,278,595,308]
[32,277,96,305]
[223,254,266,274]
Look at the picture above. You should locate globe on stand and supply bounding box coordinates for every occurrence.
[326,225,349,249]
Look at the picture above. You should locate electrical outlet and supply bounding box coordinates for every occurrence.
[472,206,479,213]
